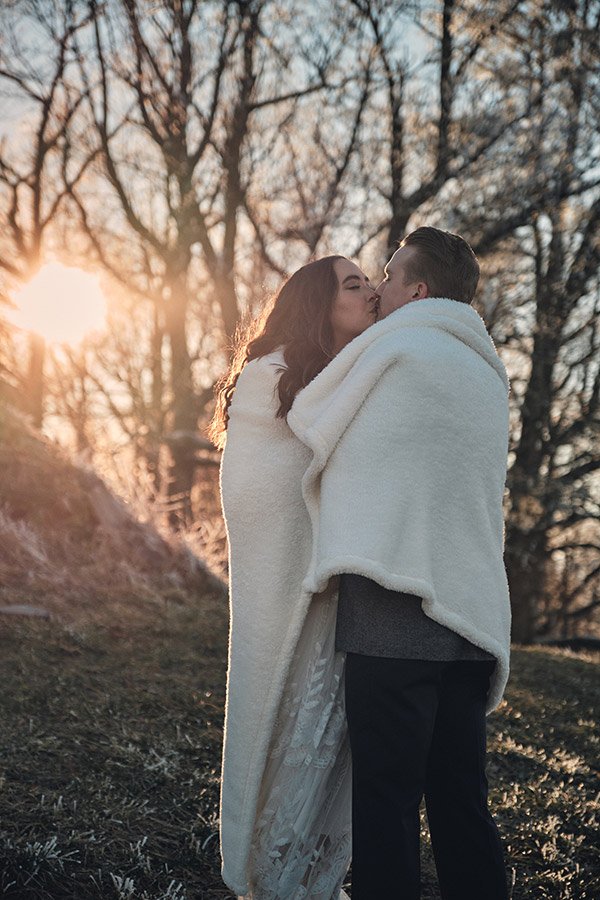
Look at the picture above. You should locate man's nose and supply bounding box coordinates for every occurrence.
[375,279,385,295]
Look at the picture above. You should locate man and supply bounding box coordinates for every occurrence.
[288,226,511,899]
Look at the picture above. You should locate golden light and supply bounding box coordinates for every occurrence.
[9,262,107,346]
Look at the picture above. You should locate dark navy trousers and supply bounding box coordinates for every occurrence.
[344,654,509,899]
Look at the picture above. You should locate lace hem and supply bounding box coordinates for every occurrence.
[240,584,352,899]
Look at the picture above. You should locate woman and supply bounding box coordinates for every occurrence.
[210,256,379,900]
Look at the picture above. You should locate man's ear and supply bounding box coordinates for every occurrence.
[413,281,428,299]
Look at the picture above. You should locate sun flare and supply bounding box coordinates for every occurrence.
[8,262,107,346]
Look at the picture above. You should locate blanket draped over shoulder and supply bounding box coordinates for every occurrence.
[219,349,352,899]
[219,297,511,897]
[287,297,512,715]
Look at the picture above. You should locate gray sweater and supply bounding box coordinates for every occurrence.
[335,573,496,662]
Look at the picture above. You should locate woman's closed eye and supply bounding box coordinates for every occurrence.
[347,280,375,291]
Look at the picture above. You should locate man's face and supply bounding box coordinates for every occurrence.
[375,245,429,318]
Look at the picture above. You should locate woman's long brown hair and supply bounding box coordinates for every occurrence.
[209,256,346,449]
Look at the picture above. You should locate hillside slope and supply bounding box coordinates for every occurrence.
[0,403,225,625]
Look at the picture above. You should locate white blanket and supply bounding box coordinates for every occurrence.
[219,296,512,897]
[219,350,352,898]
[288,297,512,714]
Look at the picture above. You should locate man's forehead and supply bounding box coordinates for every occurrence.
[386,246,412,272]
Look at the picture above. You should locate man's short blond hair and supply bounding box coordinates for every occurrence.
[400,226,480,304]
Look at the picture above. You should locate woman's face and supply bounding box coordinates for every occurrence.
[330,259,379,354]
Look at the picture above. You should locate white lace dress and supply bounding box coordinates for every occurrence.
[238,582,353,900]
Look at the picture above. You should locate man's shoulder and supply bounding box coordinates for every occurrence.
[355,321,441,373]
[359,307,491,377]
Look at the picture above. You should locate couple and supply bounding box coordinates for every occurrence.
[213,226,512,899]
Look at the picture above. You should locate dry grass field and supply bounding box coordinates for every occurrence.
[1,405,598,898]
[0,603,598,899]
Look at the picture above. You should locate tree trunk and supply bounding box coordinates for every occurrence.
[216,268,240,343]
[25,333,45,429]
[147,301,165,498]
[504,514,547,643]
[165,273,196,528]
[504,265,563,640]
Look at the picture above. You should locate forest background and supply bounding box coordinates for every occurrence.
[1,0,599,646]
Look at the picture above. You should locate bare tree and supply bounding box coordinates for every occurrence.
[327,0,600,641]
[436,0,600,641]
[0,0,93,424]
[331,0,529,260]
[68,0,359,523]
[2,0,597,633]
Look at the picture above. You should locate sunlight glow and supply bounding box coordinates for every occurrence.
[9,263,107,346]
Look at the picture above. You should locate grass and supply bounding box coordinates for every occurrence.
[0,598,228,899]
[2,391,597,897]
[0,601,598,899]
